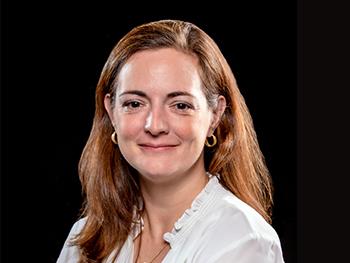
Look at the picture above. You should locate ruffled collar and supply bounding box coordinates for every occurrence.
[131,172,221,246]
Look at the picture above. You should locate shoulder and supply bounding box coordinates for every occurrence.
[209,182,280,241]
[192,182,284,262]
[56,217,87,263]
[195,181,285,262]
[68,217,87,238]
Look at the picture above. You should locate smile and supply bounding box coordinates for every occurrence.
[138,144,179,152]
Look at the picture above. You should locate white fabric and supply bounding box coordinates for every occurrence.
[57,174,285,263]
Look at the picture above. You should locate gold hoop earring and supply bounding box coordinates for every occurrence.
[205,134,217,147]
[111,131,118,145]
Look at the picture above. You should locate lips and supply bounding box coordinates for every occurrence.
[138,143,179,151]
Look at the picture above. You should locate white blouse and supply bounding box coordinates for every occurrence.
[57,174,285,263]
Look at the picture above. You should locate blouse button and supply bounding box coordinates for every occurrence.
[174,221,183,231]
[163,232,173,243]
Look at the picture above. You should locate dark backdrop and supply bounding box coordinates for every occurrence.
[1,1,296,262]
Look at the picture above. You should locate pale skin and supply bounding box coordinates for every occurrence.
[105,48,226,262]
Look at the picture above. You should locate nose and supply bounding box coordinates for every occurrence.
[144,106,169,136]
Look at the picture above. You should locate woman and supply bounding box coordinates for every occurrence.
[57,19,285,263]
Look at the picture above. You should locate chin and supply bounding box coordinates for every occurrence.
[137,166,181,183]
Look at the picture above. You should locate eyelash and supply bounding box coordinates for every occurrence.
[122,100,144,111]
[172,102,194,111]
[121,100,194,112]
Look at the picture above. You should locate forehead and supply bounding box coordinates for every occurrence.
[118,48,202,93]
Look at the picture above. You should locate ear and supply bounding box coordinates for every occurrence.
[208,95,226,136]
[104,93,115,127]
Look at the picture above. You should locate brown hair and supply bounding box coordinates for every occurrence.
[73,19,273,262]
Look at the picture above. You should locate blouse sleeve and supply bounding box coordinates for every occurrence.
[205,234,285,263]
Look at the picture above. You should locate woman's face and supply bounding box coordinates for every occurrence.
[105,48,225,183]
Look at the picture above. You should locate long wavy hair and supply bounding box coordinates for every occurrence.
[73,19,273,262]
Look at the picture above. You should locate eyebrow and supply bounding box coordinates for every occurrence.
[119,90,195,99]
[119,90,148,98]
[167,91,195,98]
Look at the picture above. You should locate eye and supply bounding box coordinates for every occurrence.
[122,100,144,111]
[171,102,194,113]
[176,103,191,110]
[128,101,141,108]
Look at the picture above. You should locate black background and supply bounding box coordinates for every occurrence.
[1,1,297,262]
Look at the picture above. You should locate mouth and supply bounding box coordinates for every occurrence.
[138,143,179,152]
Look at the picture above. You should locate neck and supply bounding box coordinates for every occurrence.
[140,168,209,240]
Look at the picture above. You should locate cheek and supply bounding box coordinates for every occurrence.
[173,116,210,142]
[115,114,145,140]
